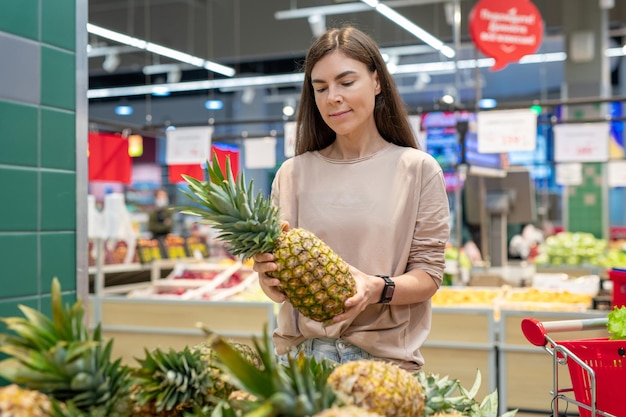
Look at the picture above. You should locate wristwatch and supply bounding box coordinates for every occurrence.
[375,275,395,304]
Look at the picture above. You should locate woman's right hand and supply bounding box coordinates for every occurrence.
[252,252,286,303]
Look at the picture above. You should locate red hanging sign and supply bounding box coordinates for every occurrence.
[88,132,132,184]
[469,0,543,71]
[168,145,240,184]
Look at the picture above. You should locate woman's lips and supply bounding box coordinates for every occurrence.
[330,110,350,118]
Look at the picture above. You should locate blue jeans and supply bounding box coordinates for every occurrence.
[278,337,378,366]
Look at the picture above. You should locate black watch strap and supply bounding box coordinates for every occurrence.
[375,275,395,304]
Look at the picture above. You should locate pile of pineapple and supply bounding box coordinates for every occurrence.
[0,278,517,417]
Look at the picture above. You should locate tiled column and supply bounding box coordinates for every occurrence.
[0,1,87,323]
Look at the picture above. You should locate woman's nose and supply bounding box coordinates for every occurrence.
[327,86,342,103]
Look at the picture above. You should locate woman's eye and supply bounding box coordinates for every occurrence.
[342,81,354,87]
[315,87,327,93]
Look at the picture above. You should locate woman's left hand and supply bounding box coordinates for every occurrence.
[331,266,380,323]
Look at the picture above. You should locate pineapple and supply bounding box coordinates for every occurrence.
[0,277,131,416]
[131,346,215,415]
[326,359,425,417]
[197,323,338,416]
[180,154,356,323]
[313,405,385,417]
[190,340,262,401]
[0,384,51,417]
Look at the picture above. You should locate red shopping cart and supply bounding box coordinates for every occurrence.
[521,317,626,417]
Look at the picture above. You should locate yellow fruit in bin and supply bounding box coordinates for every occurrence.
[505,288,591,304]
[432,288,500,306]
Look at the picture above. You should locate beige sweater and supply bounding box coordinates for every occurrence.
[270,142,450,369]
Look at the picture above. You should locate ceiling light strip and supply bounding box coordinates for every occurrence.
[360,0,455,58]
[88,48,626,99]
[87,23,236,77]
[87,73,304,99]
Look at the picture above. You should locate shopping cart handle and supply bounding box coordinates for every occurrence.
[521,317,608,346]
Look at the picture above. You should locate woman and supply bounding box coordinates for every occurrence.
[253,26,450,371]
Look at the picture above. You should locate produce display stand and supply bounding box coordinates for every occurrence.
[498,309,609,416]
[88,258,276,365]
[521,316,626,417]
[422,307,497,401]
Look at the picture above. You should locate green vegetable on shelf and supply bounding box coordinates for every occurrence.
[607,305,626,340]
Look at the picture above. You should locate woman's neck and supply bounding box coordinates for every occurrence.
[321,133,388,160]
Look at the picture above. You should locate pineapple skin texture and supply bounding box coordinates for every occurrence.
[0,384,51,417]
[313,405,386,417]
[327,360,425,417]
[270,228,356,323]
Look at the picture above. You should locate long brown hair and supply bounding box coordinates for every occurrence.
[295,25,418,156]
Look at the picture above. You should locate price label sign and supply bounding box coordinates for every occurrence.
[165,126,213,164]
[555,163,583,186]
[554,123,609,163]
[477,109,537,153]
[608,160,626,187]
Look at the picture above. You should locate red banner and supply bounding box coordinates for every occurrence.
[88,132,132,183]
[168,163,205,184]
[469,0,543,71]
[212,145,239,179]
[168,145,239,184]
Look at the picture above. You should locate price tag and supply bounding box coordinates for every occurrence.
[554,123,609,163]
[608,160,626,187]
[165,126,213,164]
[555,163,583,186]
[477,109,537,153]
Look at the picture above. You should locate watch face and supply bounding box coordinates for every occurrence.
[383,284,395,302]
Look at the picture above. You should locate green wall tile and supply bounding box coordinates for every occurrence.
[0,167,38,231]
[0,234,38,298]
[0,0,39,40]
[41,46,75,110]
[41,171,76,231]
[0,100,39,166]
[42,0,76,51]
[42,108,76,170]
[41,232,76,292]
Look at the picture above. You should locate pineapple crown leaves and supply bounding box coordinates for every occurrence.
[0,278,89,356]
[178,153,282,257]
[418,370,518,417]
[197,322,338,417]
[133,346,214,413]
[0,278,132,415]
[197,322,278,400]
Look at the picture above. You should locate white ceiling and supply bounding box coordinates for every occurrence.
[87,0,626,127]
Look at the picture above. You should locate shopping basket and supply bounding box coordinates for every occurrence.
[521,317,626,417]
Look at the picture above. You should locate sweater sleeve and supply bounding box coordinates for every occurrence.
[406,161,450,286]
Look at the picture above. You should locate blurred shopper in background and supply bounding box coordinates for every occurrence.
[148,189,173,239]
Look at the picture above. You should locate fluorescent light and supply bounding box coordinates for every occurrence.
[114,105,134,116]
[478,98,497,109]
[360,1,455,58]
[87,24,147,49]
[88,72,304,99]
[151,86,171,96]
[87,23,236,77]
[205,100,224,110]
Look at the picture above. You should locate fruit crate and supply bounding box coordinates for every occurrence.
[521,317,626,417]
